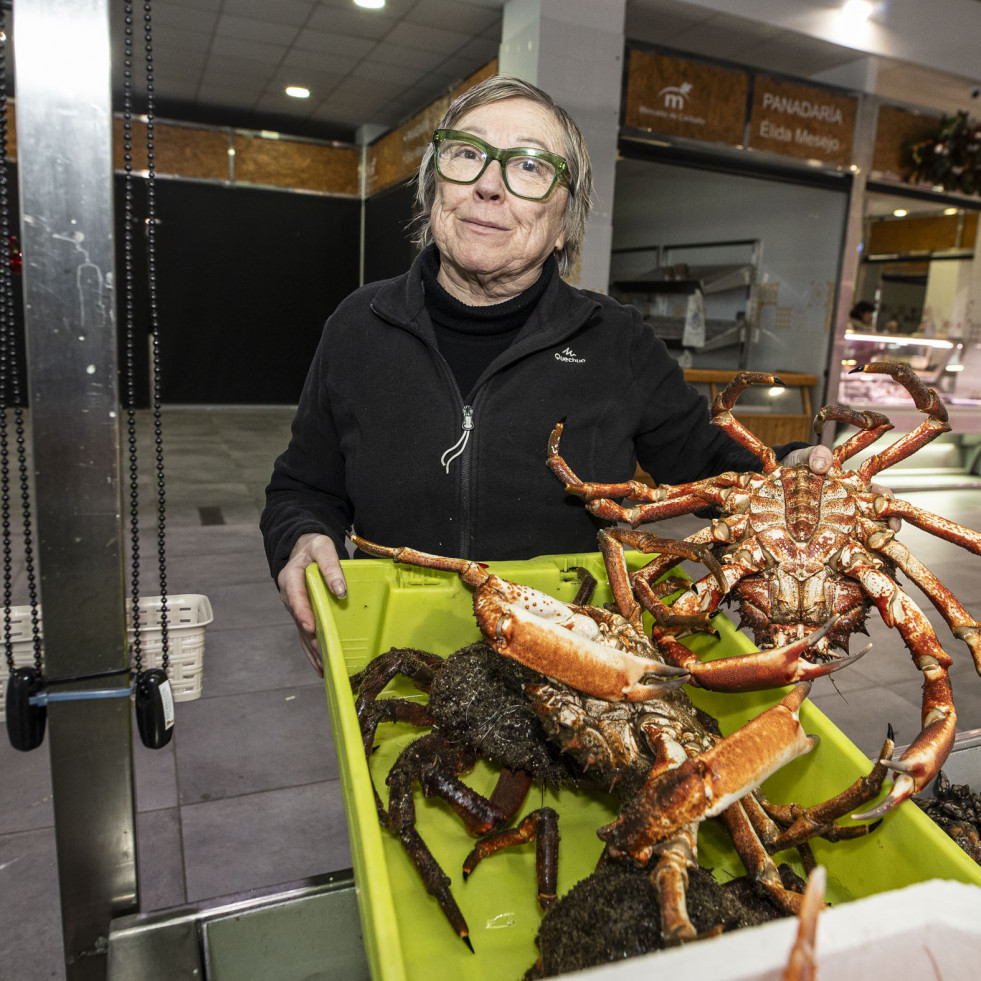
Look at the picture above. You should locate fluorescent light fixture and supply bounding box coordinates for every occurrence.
[354,0,385,8]
[892,209,908,217]
[847,332,954,349]
[285,85,310,99]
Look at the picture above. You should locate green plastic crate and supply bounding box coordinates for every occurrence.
[308,552,981,981]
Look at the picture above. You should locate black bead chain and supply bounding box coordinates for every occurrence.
[145,0,169,669]
[0,7,42,676]
[122,0,144,673]
[121,0,169,675]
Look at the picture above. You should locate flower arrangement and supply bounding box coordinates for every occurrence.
[905,111,981,196]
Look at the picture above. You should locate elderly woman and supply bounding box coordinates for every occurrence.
[261,76,824,675]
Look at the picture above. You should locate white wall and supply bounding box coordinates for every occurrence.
[612,156,849,379]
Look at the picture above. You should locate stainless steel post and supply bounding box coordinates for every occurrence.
[822,92,880,434]
[15,1,137,978]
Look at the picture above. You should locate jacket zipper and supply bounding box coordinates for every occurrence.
[440,404,473,473]
[430,348,480,557]
[441,399,480,558]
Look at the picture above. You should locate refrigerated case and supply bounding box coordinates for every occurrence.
[837,195,981,435]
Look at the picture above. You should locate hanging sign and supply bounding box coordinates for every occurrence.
[623,50,749,146]
[748,77,857,167]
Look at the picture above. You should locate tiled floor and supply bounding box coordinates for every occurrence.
[1,408,980,979]
[1,407,348,979]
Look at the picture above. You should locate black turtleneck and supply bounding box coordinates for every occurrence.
[421,247,556,401]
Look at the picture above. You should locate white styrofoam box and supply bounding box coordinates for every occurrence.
[564,879,981,981]
[1,595,213,722]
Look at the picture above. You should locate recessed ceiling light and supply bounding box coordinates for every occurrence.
[354,0,385,9]
[944,207,959,215]
[841,0,874,23]
[892,209,908,217]
[285,86,310,99]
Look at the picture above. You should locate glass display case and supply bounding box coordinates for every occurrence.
[837,195,981,434]
[838,331,967,404]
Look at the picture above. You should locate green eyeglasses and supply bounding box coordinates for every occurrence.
[432,129,569,201]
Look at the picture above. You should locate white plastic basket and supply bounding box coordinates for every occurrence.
[128,595,214,702]
[0,594,213,722]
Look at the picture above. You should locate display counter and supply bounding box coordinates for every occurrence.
[838,330,981,432]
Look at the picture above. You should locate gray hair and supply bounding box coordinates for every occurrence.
[410,76,594,277]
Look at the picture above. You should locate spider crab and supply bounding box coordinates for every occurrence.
[547,360,981,818]
[350,539,891,950]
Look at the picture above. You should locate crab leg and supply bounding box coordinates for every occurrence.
[597,525,726,632]
[650,828,702,941]
[749,728,895,851]
[864,524,981,671]
[719,798,816,919]
[711,372,782,472]
[462,806,560,909]
[397,825,474,950]
[547,422,661,503]
[598,683,817,864]
[871,498,981,556]
[781,865,826,981]
[547,421,738,525]
[813,404,892,467]
[848,363,951,481]
[351,536,489,586]
[836,544,957,814]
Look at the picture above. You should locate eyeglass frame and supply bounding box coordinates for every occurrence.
[431,128,570,201]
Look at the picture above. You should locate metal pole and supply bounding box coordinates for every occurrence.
[822,92,879,434]
[15,0,137,978]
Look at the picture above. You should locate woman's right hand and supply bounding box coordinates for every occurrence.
[276,532,348,677]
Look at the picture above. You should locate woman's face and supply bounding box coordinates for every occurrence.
[430,98,570,303]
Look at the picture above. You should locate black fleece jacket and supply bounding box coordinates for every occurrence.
[261,246,799,579]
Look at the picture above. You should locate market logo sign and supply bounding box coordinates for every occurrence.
[624,50,748,146]
[658,82,693,111]
[749,78,857,167]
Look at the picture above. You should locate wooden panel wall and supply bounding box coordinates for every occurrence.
[113,119,231,181]
[109,118,360,195]
[867,213,977,255]
[234,135,359,195]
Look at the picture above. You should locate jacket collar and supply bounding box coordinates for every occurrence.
[371,244,600,353]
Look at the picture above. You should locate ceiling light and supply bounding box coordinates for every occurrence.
[944,207,959,215]
[840,0,874,24]
[285,86,310,99]
[892,209,908,217]
[354,0,385,8]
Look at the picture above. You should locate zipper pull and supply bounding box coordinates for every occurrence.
[440,405,474,473]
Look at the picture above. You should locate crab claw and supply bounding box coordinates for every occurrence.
[600,683,817,863]
[851,683,956,820]
[481,601,689,702]
[657,619,869,693]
